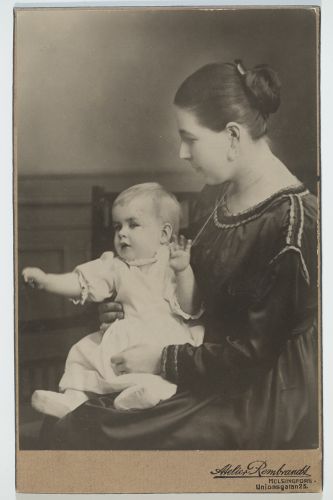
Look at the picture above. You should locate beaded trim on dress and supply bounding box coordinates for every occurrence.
[213,185,309,229]
[268,192,311,284]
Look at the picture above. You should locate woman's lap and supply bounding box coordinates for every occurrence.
[40,390,246,450]
[39,377,318,451]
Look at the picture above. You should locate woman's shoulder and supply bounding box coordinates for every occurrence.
[265,189,317,286]
[256,188,317,283]
[212,185,316,268]
[273,188,317,242]
[191,183,317,264]
[267,187,317,237]
[214,184,316,233]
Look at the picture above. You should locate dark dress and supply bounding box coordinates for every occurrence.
[42,183,319,450]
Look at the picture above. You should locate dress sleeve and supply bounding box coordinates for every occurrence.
[73,251,117,304]
[162,248,316,393]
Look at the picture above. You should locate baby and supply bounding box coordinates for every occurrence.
[22,183,203,418]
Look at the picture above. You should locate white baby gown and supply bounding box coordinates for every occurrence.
[58,245,204,409]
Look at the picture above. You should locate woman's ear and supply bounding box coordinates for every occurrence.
[160,223,173,244]
[225,122,241,161]
[226,122,241,140]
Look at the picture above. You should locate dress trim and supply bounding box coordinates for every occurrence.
[70,270,89,305]
[269,192,310,284]
[160,347,168,379]
[297,194,305,248]
[213,185,308,229]
[163,345,180,384]
[173,345,180,382]
[286,195,295,245]
[286,194,306,248]
[269,246,310,285]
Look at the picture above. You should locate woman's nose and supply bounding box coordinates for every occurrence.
[179,141,191,160]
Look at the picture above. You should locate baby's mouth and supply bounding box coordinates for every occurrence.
[120,242,130,249]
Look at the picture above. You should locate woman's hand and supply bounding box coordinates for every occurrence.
[169,235,192,273]
[98,299,124,333]
[111,344,164,375]
[22,267,47,289]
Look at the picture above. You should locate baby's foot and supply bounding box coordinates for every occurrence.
[31,390,86,418]
[114,385,161,411]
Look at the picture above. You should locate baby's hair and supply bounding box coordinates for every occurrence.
[174,60,281,140]
[113,183,181,236]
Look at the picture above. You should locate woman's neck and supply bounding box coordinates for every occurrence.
[227,139,299,213]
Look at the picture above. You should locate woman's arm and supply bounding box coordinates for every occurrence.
[23,267,81,298]
[162,249,317,393]
[104,246,316,387]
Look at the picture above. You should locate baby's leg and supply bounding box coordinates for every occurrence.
[31,389,88,419]
[114,376,177,410]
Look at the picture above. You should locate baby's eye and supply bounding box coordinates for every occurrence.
[113,224,121,232]
[129,221,140,229]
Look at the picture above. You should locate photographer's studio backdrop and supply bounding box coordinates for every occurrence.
[16,8,318,431]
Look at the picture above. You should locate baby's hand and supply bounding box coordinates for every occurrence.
[169,235,192,273]
[22,267,47,289]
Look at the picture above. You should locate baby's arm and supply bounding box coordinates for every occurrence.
[22,267,81,299]
[169,236,200,315]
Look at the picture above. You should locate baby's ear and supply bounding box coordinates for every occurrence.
[161,223,173,244]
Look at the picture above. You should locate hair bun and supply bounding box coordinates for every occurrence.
[244,64,281,115]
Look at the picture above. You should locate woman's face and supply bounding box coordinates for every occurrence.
[175,107,236,185]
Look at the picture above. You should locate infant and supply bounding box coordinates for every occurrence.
[23,183,203,418]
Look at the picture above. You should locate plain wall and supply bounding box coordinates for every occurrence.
[16,7,318,192]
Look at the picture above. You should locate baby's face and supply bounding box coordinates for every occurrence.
[112,197,164,262]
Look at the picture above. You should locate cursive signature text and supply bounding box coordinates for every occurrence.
[211,461,311,479]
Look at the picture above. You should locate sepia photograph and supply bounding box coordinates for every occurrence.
[14,5,321,493]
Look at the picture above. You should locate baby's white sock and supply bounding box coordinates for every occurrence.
[114,385,161,410]
[113,380,177,411]
[31,389,88,418]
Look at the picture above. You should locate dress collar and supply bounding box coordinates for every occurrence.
[214,183,308,227]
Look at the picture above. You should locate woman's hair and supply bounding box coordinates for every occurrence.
[174,60,281,140]
[113,182,181,235]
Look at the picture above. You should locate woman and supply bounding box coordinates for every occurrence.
[42,60,318,450]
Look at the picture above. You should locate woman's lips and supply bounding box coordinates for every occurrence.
[191,163,202,173]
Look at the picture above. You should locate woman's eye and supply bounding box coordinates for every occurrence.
[183,138,196,146]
